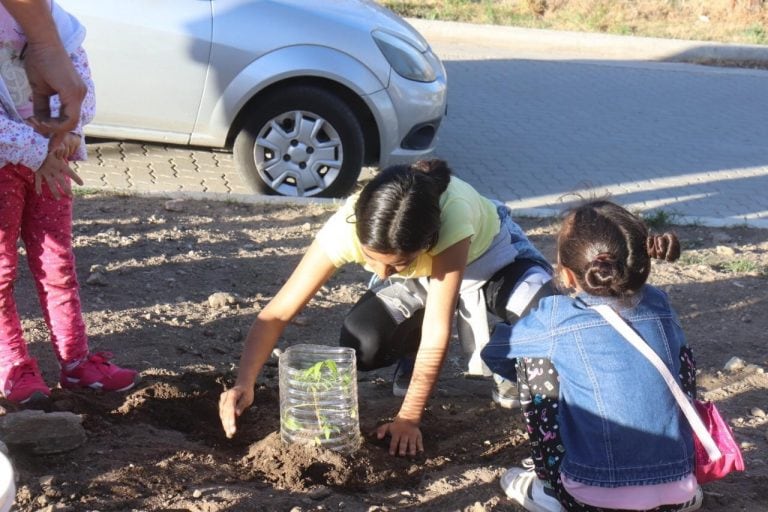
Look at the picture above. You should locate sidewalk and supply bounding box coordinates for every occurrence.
[408,18,768,65]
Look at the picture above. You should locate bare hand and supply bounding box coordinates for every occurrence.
[24,40,86,149]
[219,384,255,438]
[50,132,82,159]
[35,153,84,199]
[374,417,423,456]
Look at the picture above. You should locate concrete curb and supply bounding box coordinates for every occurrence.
[407,18,768,65]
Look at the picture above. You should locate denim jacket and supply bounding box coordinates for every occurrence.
[483,285,695,487]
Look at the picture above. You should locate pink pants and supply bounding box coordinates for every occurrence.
[0,163,88,371]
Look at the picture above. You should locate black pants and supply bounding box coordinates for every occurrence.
[339,258,556,371]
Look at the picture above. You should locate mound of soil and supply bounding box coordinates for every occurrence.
[6,194,767,511]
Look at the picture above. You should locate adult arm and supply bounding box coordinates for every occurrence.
[1,0,86,143]
[376,237,471,456]
[219,240,337,438]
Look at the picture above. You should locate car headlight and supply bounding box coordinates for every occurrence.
[372,30,436,83]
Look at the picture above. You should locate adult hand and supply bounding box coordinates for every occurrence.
[374,416,423,456]
[219,384,255,438]
[24,39,86,149]
[35,152,83,199]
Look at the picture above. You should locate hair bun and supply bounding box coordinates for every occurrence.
[583,254,623,294]
[646,233,680,262]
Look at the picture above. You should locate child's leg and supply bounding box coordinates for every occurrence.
[20,173,88,365]
[516,357,562,481]
[339,286,424,371]
[0,165,34,366]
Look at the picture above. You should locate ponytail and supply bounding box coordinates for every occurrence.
[646,233,681,262]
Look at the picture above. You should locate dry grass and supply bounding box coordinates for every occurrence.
[382,0,768,44]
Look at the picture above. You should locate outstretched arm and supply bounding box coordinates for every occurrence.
[376,237,470,456]
[219,240,337,438]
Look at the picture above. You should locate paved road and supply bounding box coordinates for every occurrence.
[73,21,768,228]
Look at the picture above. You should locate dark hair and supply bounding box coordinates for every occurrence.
[557,201,680,297]
[354,159,451,254]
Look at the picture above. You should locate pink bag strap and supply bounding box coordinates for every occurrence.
[591,304,722,462]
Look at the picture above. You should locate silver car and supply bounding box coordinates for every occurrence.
[57,0,448,197]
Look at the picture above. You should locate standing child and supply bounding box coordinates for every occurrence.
[482,200,702,512]
[220,159,557,456]
[0,1,138,404]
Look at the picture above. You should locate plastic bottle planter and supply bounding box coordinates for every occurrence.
[279,344,361,454]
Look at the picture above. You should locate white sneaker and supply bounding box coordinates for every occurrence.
[500,467,563,512]
[492,374,521,409]
[676,486,704,512]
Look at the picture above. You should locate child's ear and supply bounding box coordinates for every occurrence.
[559,267,577,288]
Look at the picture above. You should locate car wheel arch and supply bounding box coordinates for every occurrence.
[192,44,387,149]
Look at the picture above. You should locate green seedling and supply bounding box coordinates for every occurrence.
[281,359,357,449]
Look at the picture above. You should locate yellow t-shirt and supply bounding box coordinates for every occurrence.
[315,176,500,277]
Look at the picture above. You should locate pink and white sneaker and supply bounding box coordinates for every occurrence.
[60,352,139,392]
[1,359,51,404]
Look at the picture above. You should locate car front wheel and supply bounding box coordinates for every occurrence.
[234,86,365,198]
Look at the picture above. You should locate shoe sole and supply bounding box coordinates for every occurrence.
[500,469,563,512]
[492,389,520,409]
[18,390,50,404]
[61,374,140,393]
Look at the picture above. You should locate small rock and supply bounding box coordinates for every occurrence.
[89,264,107,274]
[468,501,487,512]
[207,292,243,309]
[724,357,746,372]
[192,489,203,499]
[0,410,86,454]
[164,198,186,212]
[750,407,765,418]
[39,475,56,487]
[85,273,108,286]
[308,486,332,500]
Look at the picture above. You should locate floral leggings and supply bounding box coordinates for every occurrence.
[516,347,697,512]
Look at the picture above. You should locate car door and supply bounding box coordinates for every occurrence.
[57,0,212,144]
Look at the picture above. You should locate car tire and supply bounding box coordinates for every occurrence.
[234,85,365,198]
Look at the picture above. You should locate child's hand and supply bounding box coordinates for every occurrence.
[373,416,423,456]
[35,152,84,199]
[49,132,81,159]
[219,384,255,438]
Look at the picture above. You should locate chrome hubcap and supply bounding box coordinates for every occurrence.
[254,110,343,197]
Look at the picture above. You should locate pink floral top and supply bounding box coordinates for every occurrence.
[0,2,95,172]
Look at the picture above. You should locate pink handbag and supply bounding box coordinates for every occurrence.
[592,304,746,484]
[693,400,745,483]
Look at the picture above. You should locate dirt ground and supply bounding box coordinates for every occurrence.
[5,193,768,512]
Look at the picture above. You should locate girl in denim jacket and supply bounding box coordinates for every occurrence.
[482,201,702,512]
